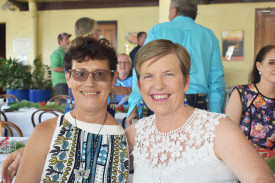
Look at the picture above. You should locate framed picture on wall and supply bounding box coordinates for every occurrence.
[222,30,244,61]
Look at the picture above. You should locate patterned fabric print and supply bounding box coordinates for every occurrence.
[237,84,275,150]
[133,109,226,181]
[111,135,129,183]
[41,118,129,183]
[42,120,75,183]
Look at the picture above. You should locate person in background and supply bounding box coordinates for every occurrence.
[75,17,100,39]
[126,0,225,125]
[6,37,129,183]
[115,53,132,107]
[50,32,71,96]
[64,17,100,113]
[226,45,275,158]
[126,39,274,183]
[129,32,147,68]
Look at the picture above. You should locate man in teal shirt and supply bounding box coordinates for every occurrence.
[50,32,71,96]
[126,0,225,124]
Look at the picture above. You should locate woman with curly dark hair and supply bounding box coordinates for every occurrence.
[13,37,129,183]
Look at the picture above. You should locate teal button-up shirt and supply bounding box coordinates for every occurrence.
[127,16,225,116]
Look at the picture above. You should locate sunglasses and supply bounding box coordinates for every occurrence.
[69,69,114,82]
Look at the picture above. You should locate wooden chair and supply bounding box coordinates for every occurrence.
[31,108,64,127]
[0,94,19,103]
[1,121,23,137]
[122,117,127,129]
[1,111,9,136]
[1,111,8,121]
[49,95,69,105]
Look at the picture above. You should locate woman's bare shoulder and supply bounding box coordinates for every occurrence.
[15,117,60,182]
[28,117,59,147]
[34,117,59,135]
[125,124,137,146]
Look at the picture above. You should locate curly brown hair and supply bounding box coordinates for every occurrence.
[64,37,117,73]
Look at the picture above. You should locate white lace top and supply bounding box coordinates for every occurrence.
[132,108,238,183]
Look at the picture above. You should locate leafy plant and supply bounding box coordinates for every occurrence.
[31,56,52,89]
[0,137,26,154]
[267,156,275,173]
[0,57,32,90]
[5,100,65,112]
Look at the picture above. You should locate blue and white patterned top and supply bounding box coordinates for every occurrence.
[40,112,129,183]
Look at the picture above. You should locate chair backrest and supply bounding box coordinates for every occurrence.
[49,95,69,104]
[0,94,19,103]
[1,121,23,137]
[31,108,64,127]
[121,117,127,129]
[1,111,9,136]
[1,111,8,121]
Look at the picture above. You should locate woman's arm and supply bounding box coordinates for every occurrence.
[14,118,57,183]
[1,147,25,183]
[125,124,137,171]
[125,124,136,154]
[214,117,274,183]
[111,86,132,96]
[126,106,138,127]
[225,88,243,125]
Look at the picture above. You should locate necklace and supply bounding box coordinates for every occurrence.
[73,112,108,179]
[154,108,196,137]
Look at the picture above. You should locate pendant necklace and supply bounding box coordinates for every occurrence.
[73,112,108,180]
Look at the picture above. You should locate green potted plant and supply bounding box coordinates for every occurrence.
[29,56,52,103]
[0,57,31,102]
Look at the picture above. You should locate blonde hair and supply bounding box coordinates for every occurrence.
[135,39,190,83]
[75,17,97,37]
[118,53,132,65]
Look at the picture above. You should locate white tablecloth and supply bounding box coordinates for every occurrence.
[2,110,126,137]
[115,112,127,127]
[1,109,63,137]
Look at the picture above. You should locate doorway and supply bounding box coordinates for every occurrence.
[97,21,117,51]
[0,23,6,58]
[255,8,275,55]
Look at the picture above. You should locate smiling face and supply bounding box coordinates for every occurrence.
[257,48,275,84]
[117,55,131,79]
[138,53,190,116]
[66,58,117,113]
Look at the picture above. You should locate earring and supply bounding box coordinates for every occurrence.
[184,97,188,107]
[110,94,116,110]
[259,71,261,75]
[69,88,73,109]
